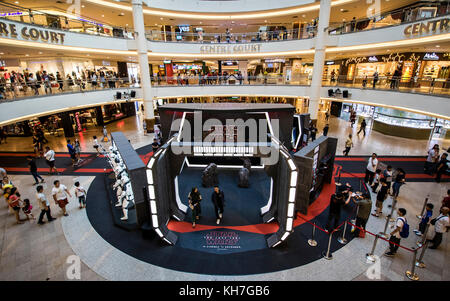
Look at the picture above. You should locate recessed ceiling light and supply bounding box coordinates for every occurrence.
[126,24,128,26]
[302,14,306,18]
[38,51,43,54]
[264,20,267,23]
[101,15,105,17]
[154,23,157,25]
[0,52,4,55]
[14,1,19,3]
[160,17,163,20]
[25,54,29,56]
[199,21,202,24]
[81,5,85,8]
[436,45,440,47]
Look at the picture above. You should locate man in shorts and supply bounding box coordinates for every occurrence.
[52,180,71,216]
[44,146,58,174]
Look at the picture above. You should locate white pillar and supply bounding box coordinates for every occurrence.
[308,0,331,121]
[131,0,155,130]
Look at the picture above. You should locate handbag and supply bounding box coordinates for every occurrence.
[430,215,445,226]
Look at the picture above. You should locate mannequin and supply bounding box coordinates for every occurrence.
[115,173,130,208]
[120,182,134,221]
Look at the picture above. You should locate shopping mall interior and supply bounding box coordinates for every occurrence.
[0,0,449,285]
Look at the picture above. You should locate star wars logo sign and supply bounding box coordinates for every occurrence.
[203,231,241,250]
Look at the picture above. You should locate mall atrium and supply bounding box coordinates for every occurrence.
[0,0,448,284]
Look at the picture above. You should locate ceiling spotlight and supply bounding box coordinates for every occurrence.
[38,51,43,54]
[160,17,163,20]
[199,21,202,24]
[302,14,306,17]
[436,45,440,47]
[264,20,267,23]
[101,15,105,17]
[0,52,4,55]
[81,5,85,8]
[25,54,29,56]
[14,1,19,3]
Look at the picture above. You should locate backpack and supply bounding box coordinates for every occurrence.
[398,217,409,238]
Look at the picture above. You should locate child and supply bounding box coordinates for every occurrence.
[74,181,87,209]
[93,136,100,156]
[414,203,433,236]
[22,198,35,220]
[372,178,388,217]
[371,169,382,192]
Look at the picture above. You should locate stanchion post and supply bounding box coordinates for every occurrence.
[416,222,430,248]
[379,213,391,239]
[415,241,429,268]
[366,233,380,262]
[322,232,334,260]
[416,195,429,219]
[337,221,348,244]
[405,249,420,281]
[308,222,318,247]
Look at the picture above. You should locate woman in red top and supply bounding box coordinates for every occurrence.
[8,187,23,224]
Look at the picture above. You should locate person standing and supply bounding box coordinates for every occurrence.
[151,138,160,153]
[357,118,367,136]
[325,192,351,232]
[364,153,378,185]
[52,180,71,216]
[188,187,202,228]
[211,186,225,225]
[428,207,450,249]
[44,146,58,174]
[67,140,77,167]
[441,189,450,210]
[435,152,448,183]
[102,126,108,142]
[384,208,408,257]
[36,185,55,224]
[372,178,388,217]
[424,144,440,175]
[414,203,433,237]
[309,124,317,141]
[323,124,329,136]
[142,119,147,136]
[27,156,44,185]
[383,165,393,191]
[7,187,24,224]
[93,136,101,156]
[74,138,82,165]
[353,193,372,238]
[392,168,406,198]
[372,71,379,89]
[74,181,87,209]
[343,134,353,156]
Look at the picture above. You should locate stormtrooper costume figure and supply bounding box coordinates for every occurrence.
[115,173,130,207]
[120,181,135,221]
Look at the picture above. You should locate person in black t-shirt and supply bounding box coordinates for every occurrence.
[211,186,225,225]
[392,168,406,198]
[27,156,44,185]
[325,192,351,232]
[372,178,388,217]
[151,138,160,153]
[435,153,448,183]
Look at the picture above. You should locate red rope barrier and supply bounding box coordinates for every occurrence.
[346,220,422,252]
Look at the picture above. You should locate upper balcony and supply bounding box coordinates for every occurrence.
[1,75,449,127]
[1,2,449,58]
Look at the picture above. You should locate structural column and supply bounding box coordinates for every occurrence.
[308,0,331,122]
[132,0,155,132]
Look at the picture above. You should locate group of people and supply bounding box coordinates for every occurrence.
[0,69,121,99]
[188,186,225,228]
[424,144,449,182]
[0,165,88,225]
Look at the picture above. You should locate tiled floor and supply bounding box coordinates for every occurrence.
[0,112,448,281]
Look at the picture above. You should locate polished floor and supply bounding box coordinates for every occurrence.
[0,112,448,281]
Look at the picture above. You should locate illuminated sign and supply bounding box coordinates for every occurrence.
[423,52,440,60]
[178,25,190,32]
[163,60,172,64]
[325,61,335,65]
[200,44,261,54]
[404,18,449,37]
[368,56,378,62]
[0,21,65,44]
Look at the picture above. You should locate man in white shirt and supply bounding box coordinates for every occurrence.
[52,180,71,216]
[364,153,378,185]
[424,144,439,175]
[44,146,58,174]
[385,208,407,257]
[428,207,449,249]
[36,185,56,224]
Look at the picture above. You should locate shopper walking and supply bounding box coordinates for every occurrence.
[372,71,379,89]
[428,207,450,249]
[74,181,87,209]
[52,180,71,216]
[372,178,388,217]
[44,146,58,174]
[93,136,101,156]
[364,153,378,185]
[102,126,108,142]
[27,156,44,185]
[188,187,202,228]
[357,118,367,136]
[36,185,55,224]
[384,208,408,257]
[343,134,353,156]
[211,186,225,225]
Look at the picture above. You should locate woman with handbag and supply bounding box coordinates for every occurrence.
[188,187,202,228]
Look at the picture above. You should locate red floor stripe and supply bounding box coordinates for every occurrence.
[339,172,449,179]
[4,167,67,172]
[74,168,112,173]
[335,157,426,162]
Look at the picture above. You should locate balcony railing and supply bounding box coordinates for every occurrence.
[146,28,316,43]
[0,78,139,102]
[2,74,448,103]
